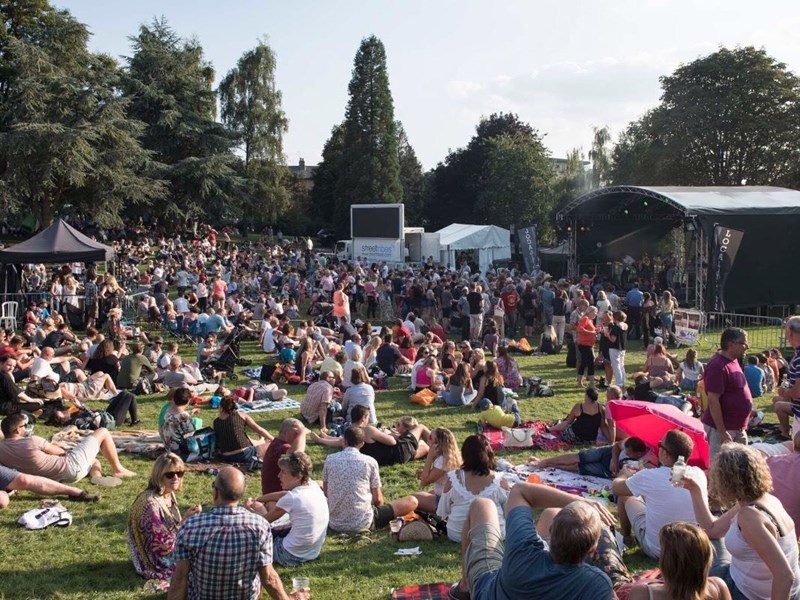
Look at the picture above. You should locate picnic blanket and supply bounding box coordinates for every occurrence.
[237,398,300,414]
[513,465,613,497]
[242,367,263,379]
[478,421,572,452]
[391,583,452,600]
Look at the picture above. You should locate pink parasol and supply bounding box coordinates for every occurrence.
[608,400,710,470]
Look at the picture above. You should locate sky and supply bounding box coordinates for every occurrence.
[55,0,800,170]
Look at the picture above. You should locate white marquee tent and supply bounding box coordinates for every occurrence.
[436,223,511,273]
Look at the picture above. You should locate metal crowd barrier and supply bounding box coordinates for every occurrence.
[700,311,786,351]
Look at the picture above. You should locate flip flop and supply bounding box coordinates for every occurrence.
[90,476,123,488]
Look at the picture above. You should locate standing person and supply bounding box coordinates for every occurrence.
[576,306,598,388]
[168,467,292,600]
[641,292,657,349]
[625,282,643,341]
[552,289,569,347]
[466,284,484,343]
[701,327,753,459]
[540,281,555,327]
[605,311,628,387]
[659,290,677,346]
[773,316,800,439]
[500,283,520,339]
[332,282,350,323]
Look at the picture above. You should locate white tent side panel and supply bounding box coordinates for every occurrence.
[435,224,511,273]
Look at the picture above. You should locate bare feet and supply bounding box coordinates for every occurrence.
[112,467,137,478]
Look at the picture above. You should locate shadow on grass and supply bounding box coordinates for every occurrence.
[0,559,142,599]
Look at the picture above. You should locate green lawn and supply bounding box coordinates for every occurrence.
[0,330,778,600]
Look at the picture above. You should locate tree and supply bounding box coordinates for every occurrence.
[0,6,165,225]
[310,123,345,228]
[396,121,425,226]
[219,42,290,226]
[612,47,800,186]
[123,18,242,225]
[335,35,401,232]
[475,131,556,241]
[588,126,612,188]
[425,112,537,229]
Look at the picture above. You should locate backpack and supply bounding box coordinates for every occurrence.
[134,377,153,396]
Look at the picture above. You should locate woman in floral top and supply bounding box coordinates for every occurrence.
[127,453,201,584]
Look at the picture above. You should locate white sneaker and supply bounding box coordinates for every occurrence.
[749,410,765,428]
[186,451,201,463]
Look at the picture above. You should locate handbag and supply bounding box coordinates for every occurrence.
[502,426,534,448]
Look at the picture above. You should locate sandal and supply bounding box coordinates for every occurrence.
[90,475,123,488]
[68,490,101,503]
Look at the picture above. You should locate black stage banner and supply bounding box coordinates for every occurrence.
[710,225,744,312]
[517,224,539,275]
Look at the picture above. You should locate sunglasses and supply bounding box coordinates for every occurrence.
[164,471,185,479]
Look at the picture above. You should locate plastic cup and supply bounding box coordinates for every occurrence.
[292,577,310,599]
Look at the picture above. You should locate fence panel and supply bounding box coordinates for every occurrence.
[700,311,786,351]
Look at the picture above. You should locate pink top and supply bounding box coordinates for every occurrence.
[767,452,800,538]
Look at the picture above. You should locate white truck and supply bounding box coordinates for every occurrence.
[335,228,440,267]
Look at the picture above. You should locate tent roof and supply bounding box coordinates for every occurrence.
[436,223,510,250]
[557,185,800,220]
[0,219,114,264]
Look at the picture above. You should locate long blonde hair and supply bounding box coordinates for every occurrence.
[430,427,461,472]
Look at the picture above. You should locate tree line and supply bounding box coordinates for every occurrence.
[2,1,799,240]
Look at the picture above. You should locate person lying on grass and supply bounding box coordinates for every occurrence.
[311,406,430,467]
[528,436,650,479]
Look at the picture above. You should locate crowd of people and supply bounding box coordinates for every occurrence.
[0,225,799,600]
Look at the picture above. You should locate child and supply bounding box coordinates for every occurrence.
[529,436,650,479]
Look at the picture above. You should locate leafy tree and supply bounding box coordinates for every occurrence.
[334,35,401,232]
[425,112,537,229]
[219,42,290,226]
[588,126,612,188]
[123,18,241,225]
[310,123,345,229]
[612,47,800,185]
[475,131,556,241]
[0,6,165,225]
[396,121,425,226]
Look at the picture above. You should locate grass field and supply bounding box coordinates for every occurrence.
[0,327,780,600]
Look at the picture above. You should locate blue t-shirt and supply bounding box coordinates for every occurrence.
[743,364,764,398]
[205,314,226,334]
[626,288,643,308]
[474,506,613,600]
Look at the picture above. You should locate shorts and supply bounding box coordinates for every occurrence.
[272,535,305,567]
[0,464,19,489]
[465,522,505,597]
[62,435,101,483]
[469,314,483,330]
[624,496,659,559]
[372,503,396,529]
[578,445,614,478]
[220,445,259,464]
[704,426,747,460]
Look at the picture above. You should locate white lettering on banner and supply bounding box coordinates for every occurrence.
[352,238,404,263]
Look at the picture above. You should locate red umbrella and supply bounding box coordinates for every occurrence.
[608,400,710,470]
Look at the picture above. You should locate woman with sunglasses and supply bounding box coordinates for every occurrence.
[127,453,201,586]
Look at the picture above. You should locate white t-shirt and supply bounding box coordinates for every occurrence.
[432,456,447,496]
[261,321,275,353]
[275,483,329,561]
[173,297,189,314]
[625,465,707,556]
[30,357,59,382]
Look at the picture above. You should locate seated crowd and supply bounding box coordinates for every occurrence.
[2,235,800,600]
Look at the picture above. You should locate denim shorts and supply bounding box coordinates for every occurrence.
[272,534,306,567]
[220,445,259,464]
